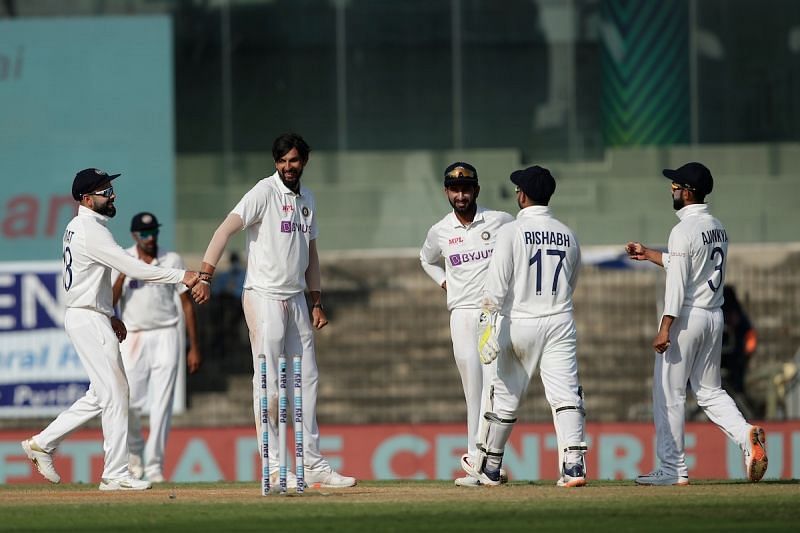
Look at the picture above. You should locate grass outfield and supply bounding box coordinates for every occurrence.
[1,480,799,532]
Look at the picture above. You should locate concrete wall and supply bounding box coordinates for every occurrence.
[175,143,800,255]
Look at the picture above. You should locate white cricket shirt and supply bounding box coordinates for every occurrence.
[483,205,581,318]
[420,207,514,310]
[62,206,185,317]
[662,203,728,317]
[113,246,188,331]
[231,172,318,299]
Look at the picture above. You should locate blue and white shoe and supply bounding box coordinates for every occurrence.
[557,462,587,487]
[460,454,502,486]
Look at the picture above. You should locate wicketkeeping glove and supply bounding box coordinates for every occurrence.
[477,308,500,364]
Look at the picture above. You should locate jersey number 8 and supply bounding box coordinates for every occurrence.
[63,247,73,291]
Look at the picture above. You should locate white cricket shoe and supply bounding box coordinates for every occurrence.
[460,455,501,486]
[744,425,768,482]
[305,467,357,488]
[128,453,144,480]
[99,476,152,491]
[21,439,60,484]
[270,469,305,490]
[556,462,587,488]
[460,454,508,485]
[635,469,689,486]
[454,475,481,487]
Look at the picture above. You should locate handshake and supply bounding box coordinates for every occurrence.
[181,270,213,304]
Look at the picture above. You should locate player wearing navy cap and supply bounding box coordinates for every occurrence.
[462,166,588,488]
[420,162,514,486]
[22,169,199,491]
[626,162,768,485]
[112,212,203,483]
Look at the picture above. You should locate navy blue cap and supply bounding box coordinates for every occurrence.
[130,212,161,232]
[510,165,556,202]
[71,168,121,201]
[444,162,479,187]
[663,162,713,195]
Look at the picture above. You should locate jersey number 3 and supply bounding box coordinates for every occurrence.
[707,246,724,292]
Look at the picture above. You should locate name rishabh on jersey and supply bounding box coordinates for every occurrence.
[662,204,729,317]
[483,205,581,319]
[420,207,515,310]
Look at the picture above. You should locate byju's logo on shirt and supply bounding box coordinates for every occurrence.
[448,249,493,267]
[280,221,310,234]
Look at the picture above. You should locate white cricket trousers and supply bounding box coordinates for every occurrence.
[34,308,130,480]
[491,312,584,468]
[242,290,325,472]
[653,307,750,477]
[450,308,497,457]
[120,326,180,478]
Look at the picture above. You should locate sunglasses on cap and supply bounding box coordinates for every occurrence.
[85,185,114,198]
[137,229,159,238]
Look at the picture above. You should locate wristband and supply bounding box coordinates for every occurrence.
[199,280,211,286]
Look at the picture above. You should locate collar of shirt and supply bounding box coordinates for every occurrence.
[270,171,303,197]
[449,206,486,229]
[517,205,552,219]
[77,204,110,225]
[675,203,709,220]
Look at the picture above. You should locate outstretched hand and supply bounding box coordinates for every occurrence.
[625,242,648,261]
[182,271,200,288]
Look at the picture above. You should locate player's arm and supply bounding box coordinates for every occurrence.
[625,242,664,267]
[654,231,690,353]
[305,239,328,330]
[112,272,125,307]
[180,291,202,374]
[482,227,513,312]
[193,213,245,304]
[420,227,447,290]
[88,226,189,285]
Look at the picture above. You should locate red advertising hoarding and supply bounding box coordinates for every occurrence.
[2,422,798,484]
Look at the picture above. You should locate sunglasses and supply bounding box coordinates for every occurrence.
[86,185,114,198]
[670,182,694,192]
[137,229,159,238]
[514,186,521,193]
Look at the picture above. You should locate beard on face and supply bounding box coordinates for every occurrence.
[279,167,304,192]
[95,201,116,218]
[448,195,476,216]
[672,192,684,211]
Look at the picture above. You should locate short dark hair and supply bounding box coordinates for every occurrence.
[272,133,311,162]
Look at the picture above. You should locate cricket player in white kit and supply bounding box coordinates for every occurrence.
[462,166,588,488]
[420,162,513,486]
[21,168,199,491]
[626,162,768,485]
[192,133,356,488]
[112,212,203,483]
